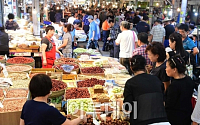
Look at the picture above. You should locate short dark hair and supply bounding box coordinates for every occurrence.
[64,23,74,32]
[29,74,52,98]
[189,24,195,30]
[108,19,114,24]
[82,10,86,14]
[130,55,146,73]
[45,25,55,34]
[145,42,166,62]
[8,13,14,19]
[137,32,148,44]
[0,26,5,32]
[178,23,189,32]
[143,15,149,21]
[167,55,186,74]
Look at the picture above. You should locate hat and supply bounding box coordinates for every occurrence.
[87,15,94,20]
[73,19,81,25]
[155,19,162,23]
[162,17,171,22]
[191,28,200,36]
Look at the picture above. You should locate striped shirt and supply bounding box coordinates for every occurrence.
[150,24,165,43]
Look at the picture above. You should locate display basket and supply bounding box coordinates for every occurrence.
[49,89,66,98]
[6,57,35,68]
[54,58,78,65]
[6,64,32,73]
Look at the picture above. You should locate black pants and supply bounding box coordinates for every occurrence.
[114,43,120,59]
[120,58,132,75]
[83,25,89,34]
[0,51,9,56]
[102,30,110,51]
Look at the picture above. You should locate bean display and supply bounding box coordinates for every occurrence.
[53,63,79,70]
[0,56,4,60]
[7,73,28,80]
[77,78,105,87]
[0,99,26,112]
[6,89,28,98]
[6,65,32,72]
[81,67,104,74]
[7,57,34,64]
[65,88,90,99]
[51,79,67,91]
[0,88,4,99]
[11,80,30,88]
[100,119,129,125]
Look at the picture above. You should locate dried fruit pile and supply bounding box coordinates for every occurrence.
[7,73,28,80]
[7,57,34,64]
[0,56,4,60]
[6,65,32,72]
[51,79,67,91]
[77,78,105,87]
[0,99,27,112]
[6,89,28,98]
[0,88,5,99]
[53,62,79,70]
[81,67,104,74]
[65,88,90,99]
[56,58,77,63]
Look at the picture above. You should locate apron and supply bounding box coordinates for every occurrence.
[42,36,56,68]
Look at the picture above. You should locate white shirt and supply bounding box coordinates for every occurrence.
[191,86,200,123]
[68,16,76,25]
[116,30,138,58]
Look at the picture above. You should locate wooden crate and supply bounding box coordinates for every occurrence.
[31,68,55,72]
[62,71,77,80]
[0,111,21,125]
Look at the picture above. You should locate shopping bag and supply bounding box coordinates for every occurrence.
[186,54,193,78]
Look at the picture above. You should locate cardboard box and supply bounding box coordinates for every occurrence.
[0,111,21,125]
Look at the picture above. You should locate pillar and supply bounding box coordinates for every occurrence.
[180,0,187,23]
[172,0,180,20]
[44,0,48,20]
[149,0,153,28]
[32,0,40,36]
[0,0,4,26]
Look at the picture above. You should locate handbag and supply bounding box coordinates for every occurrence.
[186,54,193,78]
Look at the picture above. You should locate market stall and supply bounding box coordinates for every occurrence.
[0,52,131,124]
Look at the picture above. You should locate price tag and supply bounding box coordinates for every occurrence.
[0,102,3,108]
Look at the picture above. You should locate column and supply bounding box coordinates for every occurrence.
[32,0,40,36]
[44,0,48,20]
[180,0,187,23]
[172,0,179,19]
[149,0,153,28]
[0,0,4,26]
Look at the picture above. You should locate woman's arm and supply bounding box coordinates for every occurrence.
[41,44,47,65]
[20,118,25,125]
[57,39,68,50]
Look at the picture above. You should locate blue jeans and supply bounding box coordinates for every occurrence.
[102,30,110,51]
[86,40,99,49]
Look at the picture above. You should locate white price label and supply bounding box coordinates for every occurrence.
[0,102,3,108]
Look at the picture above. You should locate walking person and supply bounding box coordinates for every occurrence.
[82,11,90,34]
[163,18,175,48]
[102,16,110,51]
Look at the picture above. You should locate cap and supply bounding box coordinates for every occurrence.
[73,19,81,25]
[87,15,94,20]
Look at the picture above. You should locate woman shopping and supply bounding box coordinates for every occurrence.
[20,74,87,125]
[165,55,195,125]
[41,25,62,68]
[57,24,73,58]
[0,24,9,56]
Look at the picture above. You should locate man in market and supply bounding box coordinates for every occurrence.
[136,15,150,34]
[0,24,9,56]
[68,13,76,25]
[163,18,175,48]
[41,25,63,68]
[82,11,90,34]
[86,15,99,50]
[102,16,110,51]
[48,8,56,23]
[71,19,81,50]
[149,19,165,44]
[107,19,121,58]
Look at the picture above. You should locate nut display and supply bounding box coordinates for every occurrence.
[0,98,27,112]
[77,78,105,87]
[6,89,28,98]
[100,118,129,125]
[56,58,77,63]
[7,73,28,81]
[81,67,104,74]
[65,88,90,100]
[53,63,79,70]
[0,56,4,60]
[51,79,67,91]
[6,65,32,72]
[7,57,34,64]
[11,80,30,88]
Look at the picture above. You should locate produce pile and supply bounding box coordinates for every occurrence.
[56,58,77,63]
[99,119,129,125]
[7,57,34,64]
[67,98,93,114]
[51,79,67,91]
[0,98,27,112]
[6,65,32,72]
[73,48,87,53]
[0,56,4,60]
[6,89,28,98]
[77,78,105,87]
[11,80,30,88]
[7,73,28,80]
[81,67,104,74]
[0,88,5,99]
[65,88,90,99]
[53,63,79,70]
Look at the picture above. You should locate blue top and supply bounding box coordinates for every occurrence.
[70,29,75,42]
[82,15,90,26]
[136,21,150,34]
[88,21,98,40]
[21,100,66,125]
[183,36,196,50]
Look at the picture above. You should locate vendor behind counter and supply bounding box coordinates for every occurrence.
[0,24,9,56]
